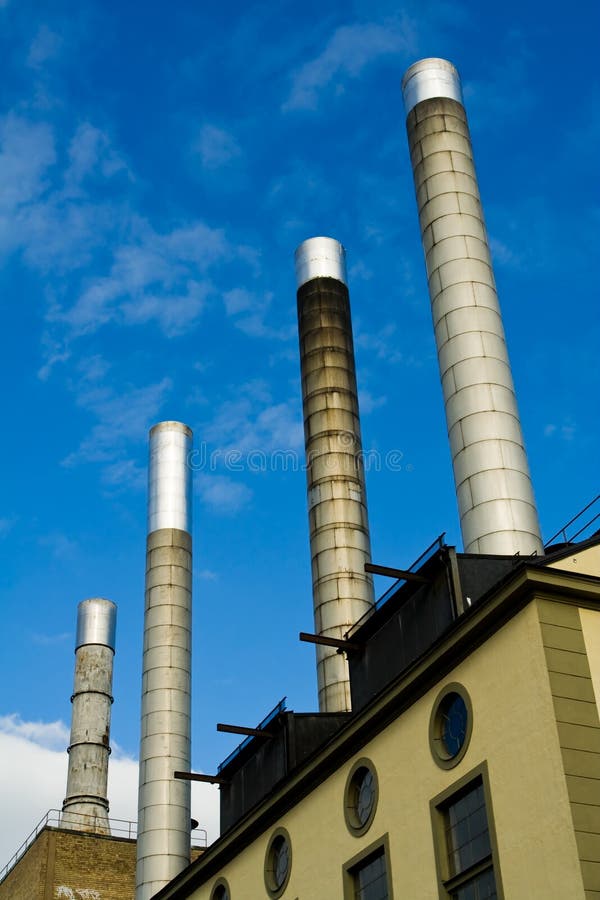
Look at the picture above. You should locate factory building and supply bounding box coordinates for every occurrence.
[2,55,599,900]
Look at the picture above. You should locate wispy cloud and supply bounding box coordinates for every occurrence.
[356,322,403,363]
[197,568,219,581]
[30,631,72,647]
[63,375,172,471]
[194,124,241,169]
[0,713,70,752]
[359,388,387,414]
[544,421,576,442]
[283,18,414,111]
[0,110,258,382]
[197,473,253,515]
[0,517,16,537]
[222,288,294,340]
[27,25,63,70]
[204,380,303,454]
[38,531,78,559]
[57,220,226,338]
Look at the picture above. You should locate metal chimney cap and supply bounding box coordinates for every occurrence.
[148,420,193,534]
[149,420,192,439]
[76,598,117,651]
[295,236,347,289]
[401,57,463,115]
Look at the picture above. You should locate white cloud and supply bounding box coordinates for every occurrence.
[64,123,128,194]
[359,389,387,414]
[1,113,255,379]
[194,124,241,169]
[197,568,218,581]
[63,376,172,468]
[27,25,63,70]
[0,716,219,873]
[544,421,576,442]
[204,381,303,455]
[38,531,78,559]
[355,322,403,363]
[0,114,55,216]
[196,474,253,515]
[284,19,413,111]
[61,221,227,338]
[0,517,15,537]
[31,631,72,647]
[222,288,294,341]
[0,713,70,751]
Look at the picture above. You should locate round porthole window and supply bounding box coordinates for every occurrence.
[210,879,230,900]
[344,758,379,836]
[264,828,292,898]
[430,683,472,769]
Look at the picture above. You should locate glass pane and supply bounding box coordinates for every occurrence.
[446,782,491,876]
[452,866,497,899]
[354,851,388,900]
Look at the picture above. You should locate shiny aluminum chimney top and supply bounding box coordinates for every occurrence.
[75,598,117,651]
[295,236,347,289]
[148,421,193,534]
[401,58,463,115]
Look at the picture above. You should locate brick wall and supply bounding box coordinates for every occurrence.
[0,827,136,900]
[0,827,206,900]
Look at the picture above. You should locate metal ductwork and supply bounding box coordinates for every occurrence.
[402,58,544,556]
[295,236,375,712]
[62,597,116,834]
[136,421,193,900]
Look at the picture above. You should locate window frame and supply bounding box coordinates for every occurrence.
[342,833,394,900]
[430,762,504,900]
[264,826,292,899]
[209,877,231,900]
[344,756,380,837]
[429,682,473,770]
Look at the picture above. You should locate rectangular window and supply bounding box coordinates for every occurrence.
[343,835,393,900]
[431,765,502,900]
[353,848,388,899]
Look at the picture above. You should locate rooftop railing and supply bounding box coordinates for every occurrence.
[0,809,208,884]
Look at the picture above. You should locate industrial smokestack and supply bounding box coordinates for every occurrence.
[136,421,193,900]
[401,58,544,555]
[62,597,116,834]
[295,236,375,713]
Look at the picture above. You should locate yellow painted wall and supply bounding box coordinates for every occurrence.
[548,545,600,578]
[186,600,585,900]
[582,608,600,712]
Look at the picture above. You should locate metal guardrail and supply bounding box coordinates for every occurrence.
[545,494,600,548]
[218,697,287,772]
[0,809,208,884]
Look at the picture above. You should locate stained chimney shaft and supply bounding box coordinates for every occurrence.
[136,421,193,900]
[296,237,375,712]
[402,59,544,555]
[62,597,116,834]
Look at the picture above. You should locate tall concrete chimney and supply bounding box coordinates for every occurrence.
[136,421,193,900]
[401,58,544,555]
[295,236,375,713]
[62,597,116,834]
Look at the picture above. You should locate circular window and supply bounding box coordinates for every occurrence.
[344,758,379,836]
[264,828,292,898]
[430,683,473,769]
[210,879,230,900]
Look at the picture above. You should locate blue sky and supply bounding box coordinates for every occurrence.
[1,0,599,858]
